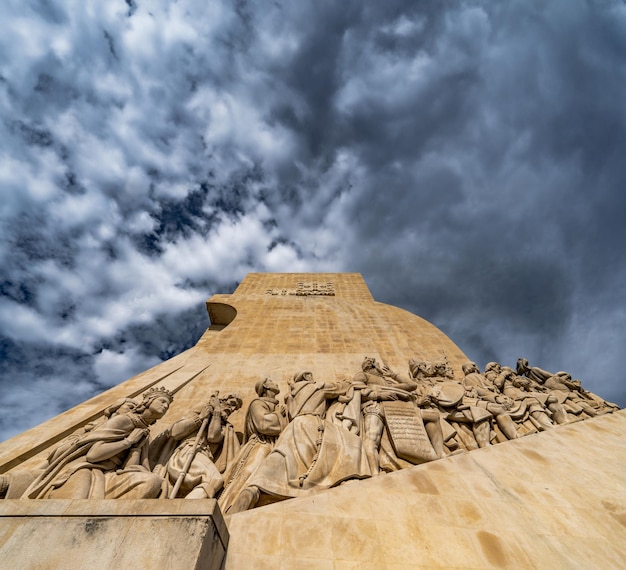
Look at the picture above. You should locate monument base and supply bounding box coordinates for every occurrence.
[0,499,228,570]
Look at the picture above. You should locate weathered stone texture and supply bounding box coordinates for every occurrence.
[225,409,626,569]
[0,273,621,568]
[0,500,228,570]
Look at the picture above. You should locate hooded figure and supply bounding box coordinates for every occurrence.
[219,378,288,513]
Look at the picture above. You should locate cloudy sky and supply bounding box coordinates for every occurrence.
[1,0,625,441]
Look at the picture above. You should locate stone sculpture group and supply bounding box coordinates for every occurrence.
[0,357,618,512]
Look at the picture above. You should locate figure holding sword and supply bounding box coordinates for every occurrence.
[150,391,242,499]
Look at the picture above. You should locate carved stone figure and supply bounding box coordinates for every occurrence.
[22,387,173,499]
[228,371,371,513]
[482,362,537,435]
[0,465,45,500]
[410,358,493,450]
[516,358,554,385]
[358,357,416,473]
[515,358,571,423]
[219,378,288,514]
[356,357,445,474]
[150,392,242,499]
[461,362,519,442]
[573,383,620,415]
[490,365,555,432]
[327,377,365,435]
[518,358,617,420]
[1,398,141,499]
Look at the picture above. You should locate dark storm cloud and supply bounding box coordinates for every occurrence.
[249,0,626,400]
[1,0,625,441]
[98,303,220,363]
[328,1,626,403]
[0,335,100,437]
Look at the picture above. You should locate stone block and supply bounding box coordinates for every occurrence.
[0,500,228,570]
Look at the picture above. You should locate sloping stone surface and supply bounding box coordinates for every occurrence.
[225,410,626,569]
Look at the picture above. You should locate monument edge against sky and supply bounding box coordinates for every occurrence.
[0,272,474,470]
[0,272,624,569]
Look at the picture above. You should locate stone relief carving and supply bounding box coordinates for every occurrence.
[517,357,619,419]
[22,387,173,500]
[225,371,371,513]
[460,362,519,443]
[150,392,243,499]
[355,357,445,474]
[0,358,619,510]
[0,397,140,499]
[410,358,495,451]
[218,379,287,514]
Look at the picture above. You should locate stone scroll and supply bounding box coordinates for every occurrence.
[383,401,439,464]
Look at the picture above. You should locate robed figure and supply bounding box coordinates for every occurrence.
[23,388,173,500]
[228,371,371,513]
[150,392,242,499]
[219,378,288,513]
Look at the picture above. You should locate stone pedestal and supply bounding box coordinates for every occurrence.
[0,500,228,570]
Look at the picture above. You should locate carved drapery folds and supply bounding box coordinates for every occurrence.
[150,392,243,499]
[8,387,174,500]
[0,358,619,509]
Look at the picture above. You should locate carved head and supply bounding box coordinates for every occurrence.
[512,377,531,391]
[220,393,243,418]
[147,395,172,418]
[501,366,518,384]
[462,362,480,375]
[361,356,377,372]
[293,371,313,384]
[484,362,502,375]
[135,386,174,416]
[410,360,434,378]
[256,378,280,397]
[556,371,572,381]
[516,358,529,375]
[433,361,453,379]
[499,395,515,409]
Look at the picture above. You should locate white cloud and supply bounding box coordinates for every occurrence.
[382,14,426,38]
[0,300,51,343]
[94,347,160,386]
[1,0,625,443]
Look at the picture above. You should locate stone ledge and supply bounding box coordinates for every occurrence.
[0,499,228,570]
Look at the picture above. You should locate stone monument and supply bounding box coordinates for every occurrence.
[0,273,624,568]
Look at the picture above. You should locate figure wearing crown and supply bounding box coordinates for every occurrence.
[19,387,174,499]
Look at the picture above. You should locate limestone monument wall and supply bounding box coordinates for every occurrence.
[0,273,622,569]
[225,409,626,568]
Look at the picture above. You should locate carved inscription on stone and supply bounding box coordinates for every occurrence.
[383,401,438,464]
[266,281,335,296]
